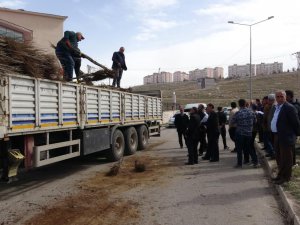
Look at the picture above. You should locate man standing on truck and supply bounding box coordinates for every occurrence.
[56,31,85,81]
[112,47,127,88]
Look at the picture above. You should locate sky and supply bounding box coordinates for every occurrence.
[1,0,300,87]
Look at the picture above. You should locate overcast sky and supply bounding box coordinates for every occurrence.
[1,0,300,87]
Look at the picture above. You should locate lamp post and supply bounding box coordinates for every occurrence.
[228,16,274,102]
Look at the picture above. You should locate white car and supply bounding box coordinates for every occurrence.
[168,111,180,128]
[184,103,207,112]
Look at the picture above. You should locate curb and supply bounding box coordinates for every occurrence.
[256,143,300,225]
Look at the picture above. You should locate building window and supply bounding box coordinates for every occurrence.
[0,26,24,42]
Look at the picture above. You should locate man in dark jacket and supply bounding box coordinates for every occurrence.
[203,103,220,162]
[174,106,189,148]
[56,31,85,81]
[271,90,300,185]
[112,47,127,88]
[217,106,228,150]
[198,104,208,156]
[286,90,300,165]
[186,107,201,165]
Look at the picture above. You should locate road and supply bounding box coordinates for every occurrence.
[0,128,286,225]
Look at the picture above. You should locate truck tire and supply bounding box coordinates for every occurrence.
[124,127,138,155]
[137,125,149,150]
[107,129,125,161]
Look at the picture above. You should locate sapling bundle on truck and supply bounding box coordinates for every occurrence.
[50,43,115,83]
[0,37,61,80]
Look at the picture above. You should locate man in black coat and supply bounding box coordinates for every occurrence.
[217,106,229,150]
[271,90,300,185]
[198,104,208,156]
[203,103,220,162]
[112,47,127,88]
[286,90,300,165]
[186,107,201,165]
[174,106,189,148]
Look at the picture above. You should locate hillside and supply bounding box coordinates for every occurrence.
[132,72,300,110]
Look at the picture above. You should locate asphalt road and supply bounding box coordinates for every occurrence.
[0,128,286,225]
[125,128,286,225]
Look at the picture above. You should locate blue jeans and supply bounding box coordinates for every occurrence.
[56,50,75,81]
[235,133,258,166]
[112,68,123,87]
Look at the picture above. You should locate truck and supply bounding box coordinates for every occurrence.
[0,73,162,172]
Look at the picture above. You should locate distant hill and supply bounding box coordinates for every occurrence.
[132,72,300,110]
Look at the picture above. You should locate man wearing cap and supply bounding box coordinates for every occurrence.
[112,47,127,88]
[56,31,85,81]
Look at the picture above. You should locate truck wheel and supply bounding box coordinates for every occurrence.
[124,127,138,155]
[137,125,149,150]
[107,129,125,161]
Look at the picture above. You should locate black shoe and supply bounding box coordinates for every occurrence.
[274,179,289,185]
[210,159,219,162]
[194,162,199,164]
[234,164,242,168]
[185,162,194,165]
[265,153,272,157]
[180,145,183,149]
[0,177,9,183]
[231,149,237,153]
[271,176,281,181]
[261,147,267,150]
[202,157,209,160]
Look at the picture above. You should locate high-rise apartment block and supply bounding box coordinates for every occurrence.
[189,67,223,80]
[228,62,283,78]
[228,64,255,78]
[173,71,189,82]
[213,67,224,79]
[143,72,172,84]
[256,62,283,75]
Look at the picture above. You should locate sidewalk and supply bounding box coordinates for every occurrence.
[256,142,300,225]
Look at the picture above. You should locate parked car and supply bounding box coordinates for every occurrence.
[168,111,180,128]
[184,103,207,112]
[223,106,232,123]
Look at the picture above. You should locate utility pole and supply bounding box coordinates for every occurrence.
[292,52,300,70]
[292,52,300,89]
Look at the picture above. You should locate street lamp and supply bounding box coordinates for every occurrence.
[228,16,274,102]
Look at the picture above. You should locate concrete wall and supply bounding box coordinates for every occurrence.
[0,9,66,55]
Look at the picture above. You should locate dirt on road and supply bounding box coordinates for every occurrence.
[24,141,174,225]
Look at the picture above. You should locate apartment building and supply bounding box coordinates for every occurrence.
[213,67,224,79]
[158,71,172,83]
[256,62,283,75]
[189,69,202,81]
[228,64,255,78]
[201,68,214,78]
[189,67,223,80]
[173,71,189,82]
[143,72,172,84]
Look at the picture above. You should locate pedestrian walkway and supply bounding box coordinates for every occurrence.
[135,128,285,225]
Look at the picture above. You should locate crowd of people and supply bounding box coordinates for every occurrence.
[174,89,300,185]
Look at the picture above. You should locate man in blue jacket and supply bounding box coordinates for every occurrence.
[56,31,85,81]
[112,47,127,88]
